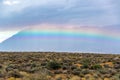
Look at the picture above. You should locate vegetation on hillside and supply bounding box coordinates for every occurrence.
[0,52,120,80]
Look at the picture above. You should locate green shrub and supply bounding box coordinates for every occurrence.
[81,59,91,69]
[82,63,89,69]
[81,59,91,65]
[46,61,61,70]
[91,64,102,70]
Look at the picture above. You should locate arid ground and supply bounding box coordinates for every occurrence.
[0,52,120,80]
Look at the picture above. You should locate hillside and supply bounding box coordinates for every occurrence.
[0,52,120,80]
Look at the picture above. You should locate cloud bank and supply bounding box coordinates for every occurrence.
[0,0,120,30]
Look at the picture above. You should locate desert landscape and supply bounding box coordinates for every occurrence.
[0,0,120,80]
[0,52,120,80]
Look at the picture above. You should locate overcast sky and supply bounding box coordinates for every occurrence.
[0,0,120,30]
[0,0,120,53]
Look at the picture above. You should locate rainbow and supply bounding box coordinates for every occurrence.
[18,27,120,42]
[1,24,120,53]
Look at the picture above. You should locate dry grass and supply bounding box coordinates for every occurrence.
[0,52,120,80]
